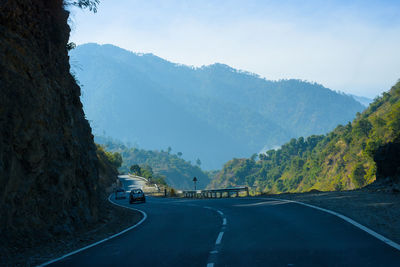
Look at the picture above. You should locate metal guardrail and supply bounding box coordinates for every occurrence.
[124,174,249,198]
[182,186,249,198]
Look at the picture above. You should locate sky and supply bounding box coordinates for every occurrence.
[68,0,400,98]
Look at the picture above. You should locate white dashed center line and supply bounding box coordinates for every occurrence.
[204,207,227,267]
[215,232,224,245]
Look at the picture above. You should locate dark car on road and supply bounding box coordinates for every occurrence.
[129,189,146,204]
[115,188,126,199]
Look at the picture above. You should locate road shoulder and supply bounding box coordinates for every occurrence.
[270,189,400,245]
[1,198,143,266]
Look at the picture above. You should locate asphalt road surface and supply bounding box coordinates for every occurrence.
[119,174,147,190]
[49,177,400,267]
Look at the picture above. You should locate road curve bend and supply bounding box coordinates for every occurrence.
[43,177,400,267]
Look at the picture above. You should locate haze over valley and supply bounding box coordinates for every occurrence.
[71,43,365,170]
[3,1,400,266]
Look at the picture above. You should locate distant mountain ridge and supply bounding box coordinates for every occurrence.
[70,43,365,169]
[350,94,373,107]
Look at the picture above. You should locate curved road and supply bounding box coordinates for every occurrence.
[49,177,400,267]
[118,174,148,190]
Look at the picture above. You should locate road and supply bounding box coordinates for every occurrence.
[49,177,400,267]
[118,174,147,190]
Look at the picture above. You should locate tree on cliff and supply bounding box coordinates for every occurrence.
[351,163,366,188]
[64,0,100,13]
[196,158,202,167]
[107,151,122,169]
[130,164,142,176]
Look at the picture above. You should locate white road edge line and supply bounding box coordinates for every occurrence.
[37,195,148,267]
[223,218,227,225]
[258,197,400,251]
[217,210,224,216]
[215,232,224,245]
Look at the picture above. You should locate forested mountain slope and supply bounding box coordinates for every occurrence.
[70,43,365,169]
[96,136,210,189]
[209,81,400,192]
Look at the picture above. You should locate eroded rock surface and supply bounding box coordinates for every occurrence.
[374,142,400,183]
[0,0,116,247]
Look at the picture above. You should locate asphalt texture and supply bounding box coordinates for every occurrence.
[49,177,400,267]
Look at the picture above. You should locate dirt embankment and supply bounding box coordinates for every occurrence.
[1,200,143,266]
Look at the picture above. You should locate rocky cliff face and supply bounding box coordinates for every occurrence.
[374,142,400,183]
[0,0,115,244]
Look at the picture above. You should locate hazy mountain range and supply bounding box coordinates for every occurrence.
[70,43,365,169]
[350,94,373,107]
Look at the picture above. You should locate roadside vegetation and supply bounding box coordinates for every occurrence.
[95,136,211,189]
[129,164,168,187]
[96,144,122,170]
[210,80,400,193]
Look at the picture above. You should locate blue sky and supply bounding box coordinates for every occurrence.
[69,0,400,98]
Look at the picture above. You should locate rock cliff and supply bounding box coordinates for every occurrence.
[374,142,400,183]
[0,0,116,246]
